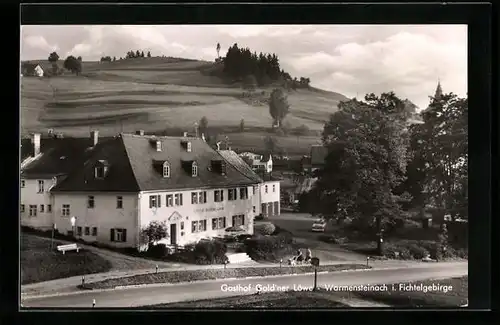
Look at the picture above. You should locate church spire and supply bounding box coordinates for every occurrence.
[434,79,443,100]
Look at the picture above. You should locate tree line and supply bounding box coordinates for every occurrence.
[220,43,311,89]
[48,51,82,75]
[300,89,467,252]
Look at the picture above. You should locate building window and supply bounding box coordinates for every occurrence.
[149,195,161,208]
[110,228,127,242]
[37,180,44,193]
[198,191,207,204]
[62,204,70,216]
[192,220,207,233]
[162,161,170,178]
[156,141,162,152]
[116,196,123,209]
[40,204,44,213]
[95,167,105,179]
[21,179,25,188]
[92,227,98,236]
[265,185,268,193]
[20,204,25,213]
[212,217,226,230]
[228,188,237,201]
[240,187,249,199]
[77,226,82,236]
[273,184,276,192]
[166,194,173,207]
[29,205,37,217]
[180,222,184,230]
[214,189,224,202]
[47,204,52,212]
[85,227,90,236]
[232,215,245,227]
[253,206,256,213]
[191,192,198,204]
[192,162,198,177]
[87,196,95,209]
[174,193,183,206]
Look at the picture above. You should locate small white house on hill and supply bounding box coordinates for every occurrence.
[21,63,44,77]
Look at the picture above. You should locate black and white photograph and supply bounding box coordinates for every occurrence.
[20,23,468,309]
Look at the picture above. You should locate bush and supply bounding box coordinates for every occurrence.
[193,239,228,265]
[244,231,294,261]
[147,243,170,258]
[406,243,430,259]
[256,223,276,236]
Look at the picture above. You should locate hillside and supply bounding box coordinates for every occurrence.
[20,57,349,155]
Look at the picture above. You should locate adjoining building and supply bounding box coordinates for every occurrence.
[20,130,279,250]
[238,152,273,173]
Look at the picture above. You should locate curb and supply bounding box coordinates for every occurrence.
[22,267,372,300]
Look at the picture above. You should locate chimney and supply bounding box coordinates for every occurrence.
[156,140,162,152]
[216,141,221,151]
[31,133,41,157]
[194,123,199,138]
[183,132,188,137]
[90,130,99,146]
[136,130,145,136]
[201,133,206,142]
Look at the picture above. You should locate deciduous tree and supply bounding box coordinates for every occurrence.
[269,88,290,128]
[63,56,82,75]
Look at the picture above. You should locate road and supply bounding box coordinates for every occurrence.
[267,213,368,261]
[23,262,467,308]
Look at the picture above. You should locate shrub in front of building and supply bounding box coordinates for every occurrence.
[193,239,228,265]
[255,222,276,236]
[244,230,294,262]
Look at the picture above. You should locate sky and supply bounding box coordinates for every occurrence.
[20,25,467,109]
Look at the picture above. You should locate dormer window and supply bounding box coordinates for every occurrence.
[187,142,192,152]
[94,160,110,179]
[163,161,171,178]
[192,161,198,177]
[95,166,105,179]
[156,140,162,152]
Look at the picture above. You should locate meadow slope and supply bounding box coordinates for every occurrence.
[21,57,348,155]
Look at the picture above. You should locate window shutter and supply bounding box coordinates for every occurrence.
[122,229,127,242]
[223,217,226,228]
[232,216,236,227]
[158,195,161,207]
[221,190,224,201]
[203,191,207,203]
[241,215,245,225]
[149,197,153,208]
[110,229,115,242]
[180,194,183,205]
[212,219,217,230]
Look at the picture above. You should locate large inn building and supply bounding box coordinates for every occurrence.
[20,131,280,250]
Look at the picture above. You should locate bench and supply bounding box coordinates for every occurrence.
[57,243,80,254]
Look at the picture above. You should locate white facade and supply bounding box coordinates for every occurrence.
[20,178,55,230]
[239,152,273,173]
[138,186,257,247]
[259,180,280,217]
[34,65,44,77]
[52,193,139,248]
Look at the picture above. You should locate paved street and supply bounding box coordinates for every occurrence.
[268,213,368,261]
[23,261,467,308]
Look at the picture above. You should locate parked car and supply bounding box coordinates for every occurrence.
[311,219,327,232]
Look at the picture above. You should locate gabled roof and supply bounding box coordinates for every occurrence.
[261,153,272,163]
[218,150,263,183]
[53,134,262,193]
[310,145,328,166]
[50,136,140,192]
[21,137,107,179]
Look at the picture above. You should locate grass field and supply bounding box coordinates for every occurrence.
[21,233,112,284]
[150,291,349,308]
[21,57,347,155]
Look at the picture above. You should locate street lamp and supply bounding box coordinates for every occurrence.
[50,223,57,250]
